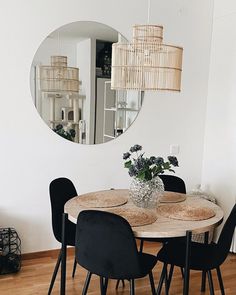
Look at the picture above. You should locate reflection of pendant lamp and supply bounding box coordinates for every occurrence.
[39,55,79,93]
[111,1,183,91]
[39,31,79,93]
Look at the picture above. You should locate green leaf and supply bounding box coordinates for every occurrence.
[124,160,132,168]
[163,162,170,169]
[155,165,163,174]
[137,170,146,181]
[145,170,152,181]
[151,166,157,174]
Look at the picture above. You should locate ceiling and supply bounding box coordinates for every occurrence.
[48,21,122,42]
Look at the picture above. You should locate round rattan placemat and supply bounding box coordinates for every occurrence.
[107,207,157,227]
[157,204,216,221]
[76,189,128,208]
[160,191,186,203]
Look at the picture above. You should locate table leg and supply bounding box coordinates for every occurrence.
[183,231,192,295]
[61,213,68,295]
[201,232,209,292]
[139,239,144,253]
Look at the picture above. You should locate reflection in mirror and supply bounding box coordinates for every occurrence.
[30,21,143,144]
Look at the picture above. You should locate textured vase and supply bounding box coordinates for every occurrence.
[129,176,164,208]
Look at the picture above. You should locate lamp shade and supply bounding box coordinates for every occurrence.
[39,56,79,93]
[111,25,183,91]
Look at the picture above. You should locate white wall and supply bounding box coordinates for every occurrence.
[0,0,213,253]
[201,0,236,234]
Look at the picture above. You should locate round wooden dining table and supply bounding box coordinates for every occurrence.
[65,189,223,239]
[61,189,224,295]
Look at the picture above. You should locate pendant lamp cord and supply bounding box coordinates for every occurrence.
[147,0,151,24]
[57,31,61,55]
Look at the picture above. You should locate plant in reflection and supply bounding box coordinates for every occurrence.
[52,124,76,142]
[123,144,178,182]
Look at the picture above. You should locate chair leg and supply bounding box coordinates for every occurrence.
[201,271,207,292]
[100,277,108,295]
[130,279,135,295]
[82,271,92,295]
[207,270,215,295]
[104,278,108,294]
[115,280,120,289]
[139,239,144,253]
[216,267,225,295]
[48,249,62,295]
[167,265,174,293]
[60,213,68,295]
[164,266,169,295]
[100,277,105,295]
[72,257,77,278]
[100,277,103,295]
[183,231,192,295]
[157,263,167,295]
[201,232,209,292]
[149,271,156,295]
[115,279,125,289]
[180,267,184,279]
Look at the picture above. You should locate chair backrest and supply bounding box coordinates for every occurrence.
[49,177,77,244]
[75,210,142,279]
[216,204,236,265]
[159,174,186,194]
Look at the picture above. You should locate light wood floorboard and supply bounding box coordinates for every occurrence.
[0,242,235,294]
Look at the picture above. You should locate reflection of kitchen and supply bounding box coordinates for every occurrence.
[31,23,142,144]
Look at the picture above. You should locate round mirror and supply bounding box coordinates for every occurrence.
[30,21,143,144]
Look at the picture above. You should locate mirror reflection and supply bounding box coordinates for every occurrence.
[30,21,143,144]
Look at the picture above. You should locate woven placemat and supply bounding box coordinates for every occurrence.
[107,207,157,227]
[157,204,216,221]
[76,190,128,208]
[160,191,186,203]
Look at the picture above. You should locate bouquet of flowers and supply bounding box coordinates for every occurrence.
[123,144,178,182]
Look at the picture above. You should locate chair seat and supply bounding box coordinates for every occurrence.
[91,253,157,280]
[157,241,219,271]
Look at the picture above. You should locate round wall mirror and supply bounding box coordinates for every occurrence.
[30,21,143,144]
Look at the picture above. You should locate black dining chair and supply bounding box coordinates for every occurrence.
[75,210,158,295]
[48,177,78,295]
[156,204,236,295]
[159,174,186,194]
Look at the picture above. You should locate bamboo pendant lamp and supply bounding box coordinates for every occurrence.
[111,24,183,91]
[39,56,79,93]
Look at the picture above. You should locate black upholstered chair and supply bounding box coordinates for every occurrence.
[48,177,78,294]
[139,174,186,252]
[156,204,236,295]
[75,210,158,295]
[159,174,186,194]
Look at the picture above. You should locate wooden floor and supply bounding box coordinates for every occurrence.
[0,242,235,295]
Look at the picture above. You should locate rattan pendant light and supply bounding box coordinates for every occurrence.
[39,33,79,93]
[111,1,183,91]
[39,56,79,93]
